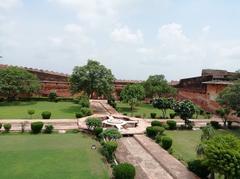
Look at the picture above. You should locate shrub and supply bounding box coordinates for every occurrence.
[31,121,44,134]
[113,163,136,179]
[86,117,102,130]
[167,120,176,130]
[151,120,161,127]
[146,126,165,138]
[27,109,35,118]
[41,111,51,119]
[161,136,172,150]
[75,112,84,118]
[78,95,90,108]
[94,127,103,137]
[3,123,11,132]
[80,107,92,116]
[210,121,221,129]
[155,133,166,144]
[48,90,57,101]
[150,113,157,119]
[102,128,121,140]
[188,160,210,178]
[169,112,176,119]
[107,96,117,109]
[44,124,54,134]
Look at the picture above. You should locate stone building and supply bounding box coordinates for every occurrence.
[174,69,237,112]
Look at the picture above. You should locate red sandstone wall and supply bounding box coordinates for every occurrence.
[177,89,221,112]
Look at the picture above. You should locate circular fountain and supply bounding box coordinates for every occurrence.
[102,115,127,130]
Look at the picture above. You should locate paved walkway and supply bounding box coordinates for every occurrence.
[134,135,198,179]
[116,137,173,179]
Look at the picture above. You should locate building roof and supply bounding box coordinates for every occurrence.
[202,80,234,85]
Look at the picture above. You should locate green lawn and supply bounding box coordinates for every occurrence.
[166,129,240,164]
[117,102,204,119]
[0,133,109,179]
[117,101,174,118]
[0,101,82,119]
[166,130,202,163]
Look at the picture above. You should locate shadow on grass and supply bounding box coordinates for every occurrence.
[0,101,37,106]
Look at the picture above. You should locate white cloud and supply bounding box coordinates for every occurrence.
[111,26,143,44]
[64,24,83,33]
[202,25,211,33]
[0,0,22,10]
[220,46,240,59]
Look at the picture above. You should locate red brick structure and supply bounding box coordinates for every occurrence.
[174,69,236,112]
[0,64,140,98]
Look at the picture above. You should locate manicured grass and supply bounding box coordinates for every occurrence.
[0,101,82,119]
[166,130,202,163]
[117,101,204,119]
[0,133,109,179]
[117,101,174,118]
[166,129,240,164]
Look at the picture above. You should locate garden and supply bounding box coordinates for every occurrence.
[0,133,109,179]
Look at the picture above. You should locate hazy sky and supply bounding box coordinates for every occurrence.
[0,0,239,81]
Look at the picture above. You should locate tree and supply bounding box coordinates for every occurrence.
[144,75,176,98]
[173,100,195,127]
[70,60,115,98]
[0,67,40,100]
[217,81,240,114]
[102,128,122,141]
[216,108,230,127]
[120,84,145,111]
[203,134,240,178]
[152,98,175,118]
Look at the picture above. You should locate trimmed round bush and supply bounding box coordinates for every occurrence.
[94,127,103,137]
[169,112,176,119]
[167,120,176,130]
[146,126,165,138]
[31,121,44,134]
[80,107,92,116]
[113,163,136,179]
[86,117,102,130]
[28,109,35,116]
[102,128,122,140]
[210,121,221,129]
[41,111,51,119]
[155,133,166,144]
[161,136,172,150]
[3,123,11,132]
[75,112,84,118]
[44,124,54,134]
[188,159,210,178]
[150,113,157,119]
[151,120,161,127]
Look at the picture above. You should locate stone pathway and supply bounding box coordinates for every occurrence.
[116,135,198,179]
[134,135,198,179]
[116,137,173,179]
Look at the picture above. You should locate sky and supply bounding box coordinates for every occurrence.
[0,0,240,81]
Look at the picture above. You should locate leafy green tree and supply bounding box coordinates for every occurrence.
[152,98,175,118]
[70,60,115,98]
[203,134,240,178]
[173,100,195,127]
[101,128,121,141]
[216,108,230,127]
[217,81,240,115]
[85,117,102,130]
[0,67,40,100]
[144,75,176,98]
[120,84,145,111]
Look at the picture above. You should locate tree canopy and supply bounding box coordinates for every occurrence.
[152,98,175,118]
[203,134,240,178]
[120,84,145,110]
[0,67,40,99]
[70,60,115,98]
[144,75,176,98]
[217,81,240,117]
